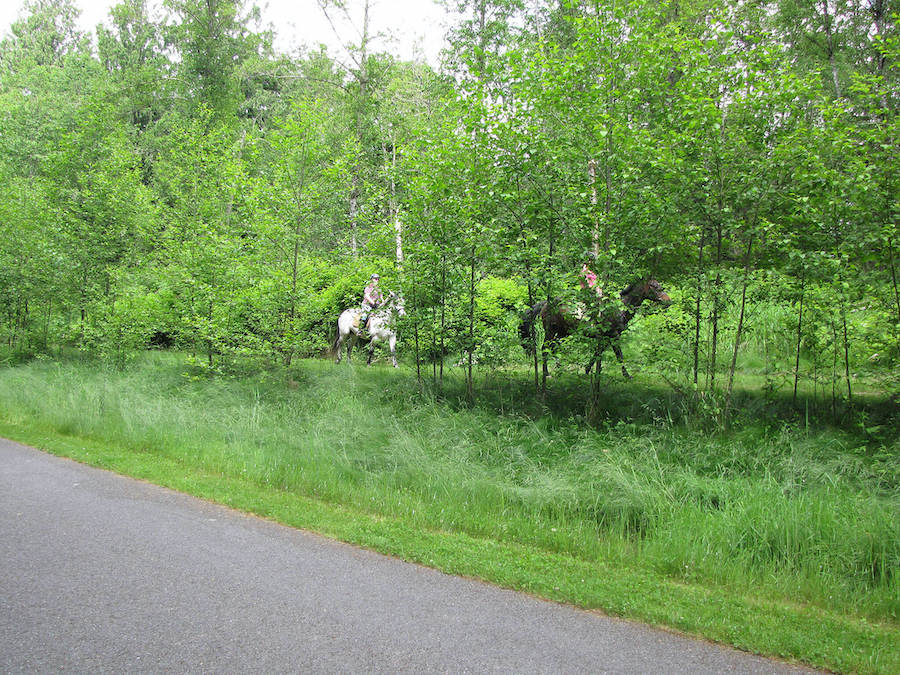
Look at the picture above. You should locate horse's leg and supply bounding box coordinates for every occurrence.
[367,337,376,366]
[389,333,398,367]
[586,341,603,375]
[335,333,344,363]
[612,341,631,379]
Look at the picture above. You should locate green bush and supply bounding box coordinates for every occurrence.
[472,276,530,368]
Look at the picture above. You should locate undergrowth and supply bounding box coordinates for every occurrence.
[0,351,897,625]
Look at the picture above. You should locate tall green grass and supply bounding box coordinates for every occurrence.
[1,352,897,623]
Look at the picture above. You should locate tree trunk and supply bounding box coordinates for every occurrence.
[340,0,369,257]
[285,218,302,367]
[587,361,603,426]
[820,0,842,97]
[793,266,806,406]
[439,252,446,388]
[888,238,900,353]
[207,299,214,368]
[530,297,539,393]
[349,185,359,255]
[841,299,852,406]
[831,317,838,420]
[395,218,404,268]
[541,233,556,397]
[9,303,18,349]
[80,266,88,345]
[466,244,476,403]
[709,224,723,387]
[693,224,705,386]
[521,232,539,394]
[411,262,421,383]
[725,233,754,412]
[20,299,29,351]
[431,304,437,384]
[589,159,599,257]
[390,140,403,269]
[43,298,52,352]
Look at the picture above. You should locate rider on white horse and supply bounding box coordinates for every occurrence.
[359,273,384,335]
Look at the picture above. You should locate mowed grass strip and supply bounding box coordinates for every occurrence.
[0,418,897,675]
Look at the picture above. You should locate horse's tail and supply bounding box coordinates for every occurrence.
[519,301,545,355]
[330,317,342,357]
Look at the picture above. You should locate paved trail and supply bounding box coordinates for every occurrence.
[1,438,814,673]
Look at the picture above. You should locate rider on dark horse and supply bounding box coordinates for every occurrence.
[578,251,605,321]
[579,252,636,338]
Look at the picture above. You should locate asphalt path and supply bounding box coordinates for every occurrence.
[1,437,816,674]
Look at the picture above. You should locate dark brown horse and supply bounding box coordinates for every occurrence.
[520,279,671,379]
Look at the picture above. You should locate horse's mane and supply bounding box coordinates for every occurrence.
[375,291,398,313]
[620,282,638,298]
[620,279,663,306]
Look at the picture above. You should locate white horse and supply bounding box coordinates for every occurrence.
[333,292,406,367]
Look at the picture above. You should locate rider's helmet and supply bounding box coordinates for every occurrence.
[371,273,380,281]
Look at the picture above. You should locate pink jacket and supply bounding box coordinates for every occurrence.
[363,282,384,308]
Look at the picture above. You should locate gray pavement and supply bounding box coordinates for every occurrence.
[1,437,814,673]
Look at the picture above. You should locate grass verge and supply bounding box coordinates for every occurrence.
[0,353,897,673]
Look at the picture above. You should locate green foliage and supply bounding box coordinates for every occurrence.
[0,0,898,405]
[77,289,166,368]
[471,276,530,367]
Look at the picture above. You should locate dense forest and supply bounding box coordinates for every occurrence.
[2,0,898,413]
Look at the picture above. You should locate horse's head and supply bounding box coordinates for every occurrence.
[382,291,406,317]
[622,279,671,307]
[645,279,671,304]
